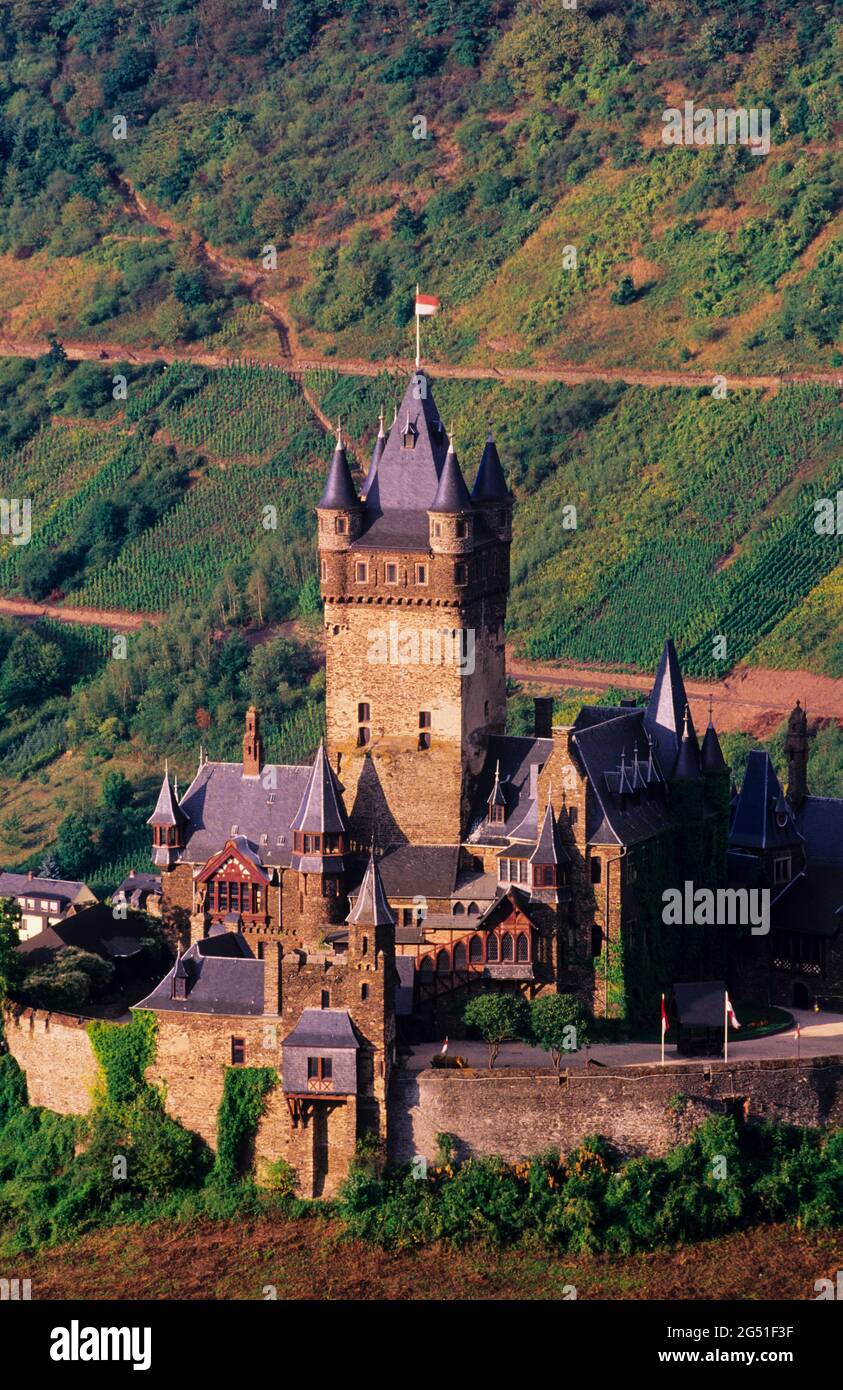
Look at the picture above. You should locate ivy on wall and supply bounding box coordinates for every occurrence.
[87,1010,157,1108]
[213,1067,278,1187]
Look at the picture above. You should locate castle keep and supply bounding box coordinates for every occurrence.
[123,369,774,1195]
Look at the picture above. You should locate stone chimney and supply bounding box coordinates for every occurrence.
[263,939,282,1016]
[534,696,553,739]
[242,705,263,778]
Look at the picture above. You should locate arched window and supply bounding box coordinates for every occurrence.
[361,935,369,956]
[419,955,434,974]
[452,902,465,916]
[467,902,479,916]
[469,935,483,963]
[453,941,467,969]
[486,934,499,962]
[501,932,514,962]
[436,949,450,974]
[516,932,529,962]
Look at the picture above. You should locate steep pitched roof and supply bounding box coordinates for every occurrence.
[361,413,386,499]
[472,432,510,501]
[372,844,460,899]
[701,720,728,772]
[429,441,473,513]
[673,710,701,780]
[730,749,802,852]
[282,1008,359,1050]
[318,436,360,510]
[570,709,674,846]
[359,372,448,517]
[530,800,569,865]
[147,770,184,827]
[346,852,395,927]
[466,735,554,844]
[134,934,264,1016]
[176,760,312,868]
[290,743,348,836]
[795,797,843,865]
[644,639,698,763]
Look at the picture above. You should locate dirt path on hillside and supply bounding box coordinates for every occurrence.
[509,655,843,735]
[2,331,842,393]
[0,596,160,630]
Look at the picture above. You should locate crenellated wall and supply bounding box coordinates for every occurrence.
[2,1006,99,1114]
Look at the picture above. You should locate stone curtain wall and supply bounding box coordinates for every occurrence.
[2,1006,100,1114]
[390,1056,843,1165]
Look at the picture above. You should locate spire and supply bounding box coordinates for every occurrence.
[290,742,348,835]
[429,437,473,513]
[701,712,727,772]
[645,638,698,760]
[672,705,701,780]
[346,850,395,928]
[530,797,568,867]
[362,372,450,515]
[317,431,359,510]
[472,428,510,501]
[147,767,183,827]
[361,409,387,500]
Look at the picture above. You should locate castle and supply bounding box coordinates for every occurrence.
[132,369,843,1195]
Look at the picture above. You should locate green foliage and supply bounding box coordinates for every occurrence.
[213,1067,277,1187]
[529,994,589,1072]
[19,947,115,1014]
[463,991,529,1068]
[87,1010,157,1108]
[0,898,25,999]
[337,1117,843,1252]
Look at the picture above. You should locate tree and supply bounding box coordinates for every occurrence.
[0,898,24,1000]
[463,991,529,1069]
[529,994,589,1075]
[610,275,637,306]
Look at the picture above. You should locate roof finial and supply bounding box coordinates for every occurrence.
[336,417,343,447]
[682,703,690,738]
[487,420,494,443]
[708,694,714,725]
[378,407,385,436]
[164,757,169,777]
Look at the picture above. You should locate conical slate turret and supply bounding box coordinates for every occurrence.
[291,743,348,835]
[429,439,473,513]
[472,429,510,501]
[673,707,701,780]
[318,429,359,510]
[645,638,698,761]
[347,851,395,928]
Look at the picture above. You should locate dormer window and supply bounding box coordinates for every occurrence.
[403,422,417,449]
[488,803,505,825]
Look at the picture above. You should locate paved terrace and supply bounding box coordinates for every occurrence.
[404,1008,843,1072]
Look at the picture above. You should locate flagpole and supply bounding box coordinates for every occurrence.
[660,992,665,1066]
[415,282,420,370]
[724,988,728,1063]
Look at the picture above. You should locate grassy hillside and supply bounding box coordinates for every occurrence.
[0,1,840,368]
[2,358,842,677]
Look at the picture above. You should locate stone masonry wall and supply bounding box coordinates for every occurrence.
[3,1006,99,1114]
[390,1056,843,1165]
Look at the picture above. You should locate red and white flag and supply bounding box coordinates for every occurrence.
[440,1037,449,1055]
[416,292,440,317]
[794,1022,801,1041]
[725,991,741,1030]
[661,993,668,1040]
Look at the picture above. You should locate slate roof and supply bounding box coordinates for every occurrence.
[466,735,554,843]
[135,933,264,1016]
[771,867,843,938]
[672,980,726,1027]
[347,852,395,927]
[730,750,802,852]
[569,709,673,846]
[17,904,150,966]
[429,442,473,513]
[795,797,843,865]
[530,800,569,865]
[375,844,461,900]
[176,760,312,868]
[317,437,360,510]
[644,638,699,765]
[282,1008,359,1050]
[147,771,184,827]
[701,720,728,772]
[290,744,348,836]
[355,373,449,539]
[361,415,387,499]
[0,873,91,907]
[114,873,162,904]
[472,432,511,501]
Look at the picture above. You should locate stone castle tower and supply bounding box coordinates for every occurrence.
[317,374,512,846]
